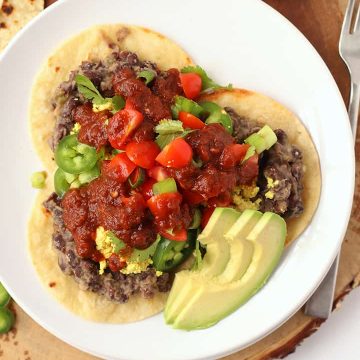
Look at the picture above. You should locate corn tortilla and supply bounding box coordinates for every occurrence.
[28,24,192,323]
[0,0,44,53]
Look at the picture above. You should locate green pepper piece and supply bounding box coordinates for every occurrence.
[0,283,10,308]
[54,168,70,197]
[0,308,14,334]
[171,96,204,119]
[78,164,100,184]
[200,101,233,134]
[152,230,197,272]
[128,168,146,189]
[31,171,47,189]
[153,178,177,195]
[55,135,97,174]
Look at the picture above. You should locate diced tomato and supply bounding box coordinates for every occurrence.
[208,192,232,208]
[102,153,136,182]
[125,141,160,169]
[201,207,215,229]
[140,178,156,200]
[108,254,127,272]
[125,97,136,110]
[239,154,259,184]
[147,166,169,181]
[156,138,193,168]
[220,144,250,169]
[147,192,183,219]
[107,109,144,149]
[159,228,187,242]
[180,73,202,100]
[183,190,205,205]
[179,111,205,130]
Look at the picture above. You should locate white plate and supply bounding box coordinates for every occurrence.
[0,0,355,359]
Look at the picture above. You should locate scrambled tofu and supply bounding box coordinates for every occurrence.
[120,258,153,275]
[232,184,261,212]
[95,226,155,275]
[95,227,116,260]
[70,122,81,134]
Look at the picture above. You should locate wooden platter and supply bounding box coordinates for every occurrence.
[1,1,359,359]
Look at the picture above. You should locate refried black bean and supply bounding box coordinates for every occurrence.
[227,107,304,218]
[50,51,161,150]
[43,193,171,303]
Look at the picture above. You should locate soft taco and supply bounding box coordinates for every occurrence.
[28,24,321,326]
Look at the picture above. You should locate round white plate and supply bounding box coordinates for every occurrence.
[0,0,355,359]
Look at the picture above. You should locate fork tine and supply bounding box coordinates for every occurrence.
[354,1,360,31]
[342,0,356,34]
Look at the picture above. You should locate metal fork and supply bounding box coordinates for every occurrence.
[304,0,359,318]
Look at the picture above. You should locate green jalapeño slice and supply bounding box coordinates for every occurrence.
[55,135,97,174]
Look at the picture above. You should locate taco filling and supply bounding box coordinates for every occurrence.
[42,50,305,305]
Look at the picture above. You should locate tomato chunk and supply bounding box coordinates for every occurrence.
[179,111,205,130]
[107,109,144,149]
[147,192,183,219]
[183,190,205,205]
[159,228,187,242]
[180,73,202,100]
[220,144,250,169]
[125,141,160,169]
[238,154,259,185]
[201,207,215,229]
[156,138,193,168]
[102,153,136,182]
[147,166,169,181]
[140,178,156,200]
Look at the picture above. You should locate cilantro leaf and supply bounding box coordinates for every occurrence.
[181,65,232,92]
[75,74,125,114]
[75,74,105,104]
[111,95,125,113]
[154,120,193,149]
[137,69,156,85]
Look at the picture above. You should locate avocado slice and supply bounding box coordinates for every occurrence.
[164,207,240,323]
[172,212,286,330]
[220,209,262,283]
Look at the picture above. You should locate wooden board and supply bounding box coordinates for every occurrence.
[1,0,359,359]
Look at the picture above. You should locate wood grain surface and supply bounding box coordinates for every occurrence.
[1,0,359,359]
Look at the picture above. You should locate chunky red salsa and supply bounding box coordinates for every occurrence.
[60,66,259,261]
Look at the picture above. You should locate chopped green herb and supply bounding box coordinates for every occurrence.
[155,130,192,149]
[31,171,47,189]
[111,95,125,113]
[76,74,125,113]
[137,69,156,85]
[75,74,105,105]
[181,65,232,92]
